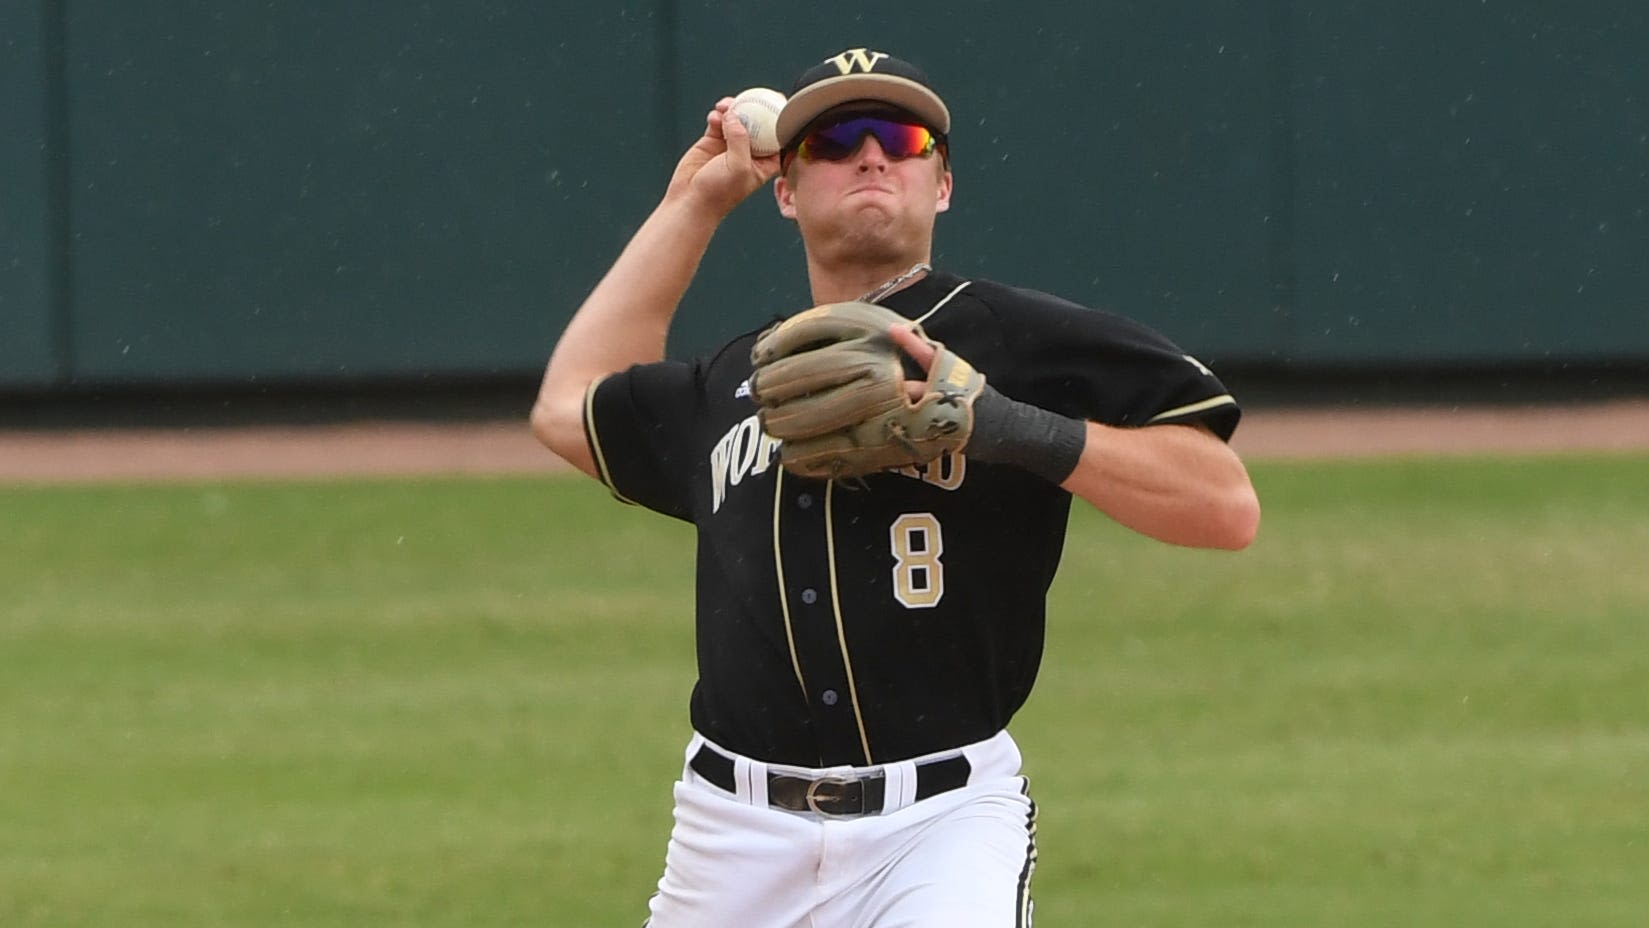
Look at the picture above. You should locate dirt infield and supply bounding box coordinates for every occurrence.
[1,400,1645,484]
[1229,399,1649,458]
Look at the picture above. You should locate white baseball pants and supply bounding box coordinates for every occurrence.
[644,731,1037,927]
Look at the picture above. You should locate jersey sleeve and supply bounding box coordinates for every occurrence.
[583,361,699,522]
[992,288,1242,442]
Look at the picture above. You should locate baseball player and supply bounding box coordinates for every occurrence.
[531,47,1260,927]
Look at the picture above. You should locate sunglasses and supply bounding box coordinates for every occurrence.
[787,116,943,166]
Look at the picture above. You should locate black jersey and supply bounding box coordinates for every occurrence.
[584,270,1241,768]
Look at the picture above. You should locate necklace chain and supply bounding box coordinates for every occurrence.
[858,262,932,304]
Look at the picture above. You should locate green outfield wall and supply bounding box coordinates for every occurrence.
[3,2,1644,392]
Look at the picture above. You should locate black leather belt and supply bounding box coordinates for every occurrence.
[690,744,972,817]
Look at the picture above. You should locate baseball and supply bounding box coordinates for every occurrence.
[729,87,787,157]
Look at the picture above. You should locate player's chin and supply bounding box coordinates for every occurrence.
[833,213,923,260]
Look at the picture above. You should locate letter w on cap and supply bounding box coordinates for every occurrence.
[828,48,890,74]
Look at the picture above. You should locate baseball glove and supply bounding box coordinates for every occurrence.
[748,301,986,480]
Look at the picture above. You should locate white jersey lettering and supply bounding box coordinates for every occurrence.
[710,414,782,513]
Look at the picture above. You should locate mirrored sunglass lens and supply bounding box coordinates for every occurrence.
[802,118,934,160]
[871,122,933,157]
[799,127,856,160]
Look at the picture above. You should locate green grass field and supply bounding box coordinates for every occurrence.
[3,456,1647,926]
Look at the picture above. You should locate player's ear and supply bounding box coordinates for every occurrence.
[934,170,953,214]
[775,174,798,219]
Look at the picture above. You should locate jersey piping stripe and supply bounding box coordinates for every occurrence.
[770,468,810,702]
[911,279,973,325]
[824,478,876,765]
[1146,393,1238,425]
[583,376,639,507]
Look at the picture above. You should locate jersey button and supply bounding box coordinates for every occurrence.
[821,689,839,706]
[801,588,818,605]
[797,493,814,509]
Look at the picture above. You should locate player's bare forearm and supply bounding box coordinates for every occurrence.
[1061,421,1260,550]
[530,100,780,477]
[529,197,719,476]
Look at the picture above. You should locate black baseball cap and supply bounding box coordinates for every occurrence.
[775,48,952,149]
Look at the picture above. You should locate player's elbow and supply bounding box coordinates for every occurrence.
[1161,479,1261,551]
[1194,442,1261,550]
[529,390,592,472]
[1209,485,1261,550]
[527,398,561,452]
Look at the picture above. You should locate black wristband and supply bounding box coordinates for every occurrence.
[966,384,1087,485]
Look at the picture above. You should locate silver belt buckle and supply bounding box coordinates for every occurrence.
[804,775,858,816]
